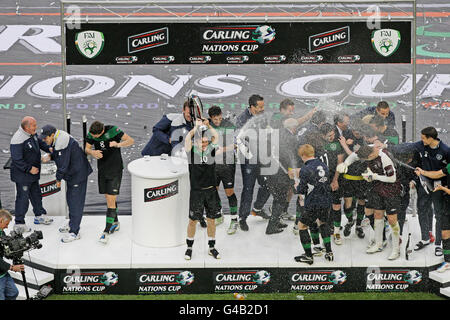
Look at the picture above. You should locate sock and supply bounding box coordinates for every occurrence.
[368,214,375,230]
[114,201,119,222]
[332,208,341,229]
[356,204,365,226]
[374,219,384,247]
[282,200,290,214]
[443,238,450,263]
[391,221,400,251]
[104,208,116,233]
[326,208,333,228]
[227,194,238,218]
[310,223,320,245]
[319,223,332,253]
[299,229,312,257]
[208,238,216,249]
[295,203,304,225]
[344,207,354,224]
[186,238,194,249]
[383,217,387,241]
[398,211,406,235]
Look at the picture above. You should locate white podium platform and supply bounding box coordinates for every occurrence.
[5,213,444,271]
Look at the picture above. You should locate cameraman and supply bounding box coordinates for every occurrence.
[0,209,24,300]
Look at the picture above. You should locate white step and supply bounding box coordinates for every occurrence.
[429,270,450,284]
[440,287,450,298]
[8,264,54,286]
[16,284,39,300]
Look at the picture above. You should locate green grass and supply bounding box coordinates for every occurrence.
[46,292,445,300]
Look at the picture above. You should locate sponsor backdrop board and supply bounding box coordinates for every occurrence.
[53,267,430,295]
[66,22,411,65]
[0,1,448,215]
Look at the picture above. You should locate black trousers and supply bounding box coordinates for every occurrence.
[265,174,291,227]
[238,164,270,220]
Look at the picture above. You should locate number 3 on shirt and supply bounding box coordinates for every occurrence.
[317,165,325,177]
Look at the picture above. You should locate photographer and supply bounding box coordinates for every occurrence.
[0,209,24,300]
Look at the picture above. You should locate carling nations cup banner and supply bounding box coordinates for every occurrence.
[66,22,411,65]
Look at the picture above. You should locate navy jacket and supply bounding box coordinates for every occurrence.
[235,108,253,130]
[10,127,51,184]
[141,113,193,156]
[353,106,396,128]
[296,158,332,209]
[51,130,92,184]
[390,139,450,186]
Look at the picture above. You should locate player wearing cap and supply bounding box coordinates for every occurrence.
[40,125,93,243]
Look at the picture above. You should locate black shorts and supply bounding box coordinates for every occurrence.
[365,192,400,214]
[300,207,330,227]
[215,164,236,189]
[189,187,222,221]
[98,171,122,195]
[341,176,368,200]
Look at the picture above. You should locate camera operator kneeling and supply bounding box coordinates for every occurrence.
[0,209,24,300]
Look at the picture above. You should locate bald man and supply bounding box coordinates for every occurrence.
[10,116,54,234]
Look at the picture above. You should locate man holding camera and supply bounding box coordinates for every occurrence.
[0,209,24,300]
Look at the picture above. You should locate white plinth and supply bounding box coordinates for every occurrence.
[26,162,67,217]
[128,155,189,248]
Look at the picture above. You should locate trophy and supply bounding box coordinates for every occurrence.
[188,94,207,131]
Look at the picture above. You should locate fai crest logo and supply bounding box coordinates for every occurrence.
[371,29,401,57]
[75,31,104,59]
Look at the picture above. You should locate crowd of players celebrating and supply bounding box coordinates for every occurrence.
[142,95,450,271]
[6,94,449,272]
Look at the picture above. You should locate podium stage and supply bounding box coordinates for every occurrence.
[4,213,446,296]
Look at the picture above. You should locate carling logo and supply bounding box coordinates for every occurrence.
[128,27,169,54]
[290,270,347,292]
[152,55,175,64]
[309,26,350,53]
[144,180,178,202]
[137,271,194,294]
[214,270,270,292]
[201,25,275,44]
[62,271,118,293]
[40,180,60,197]
[366,269,423,291]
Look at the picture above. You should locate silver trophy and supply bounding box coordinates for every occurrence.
[189,94,207,131]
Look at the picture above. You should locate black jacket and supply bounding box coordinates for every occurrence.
[353,106,396,128]
[0,230,11,276]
